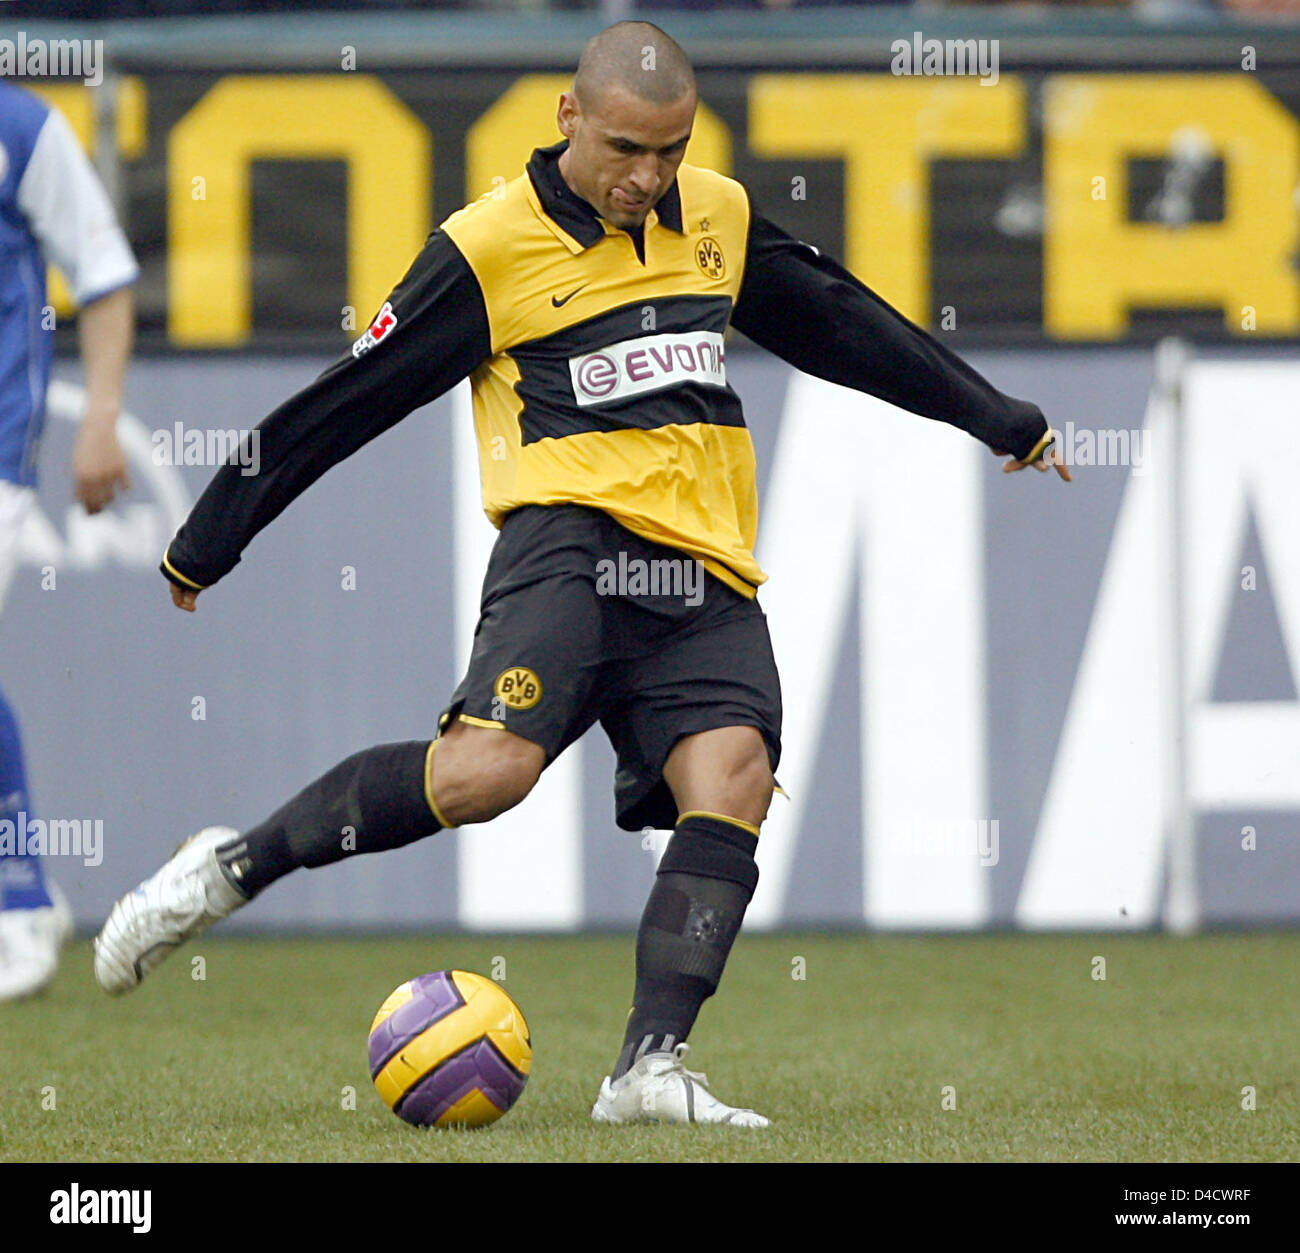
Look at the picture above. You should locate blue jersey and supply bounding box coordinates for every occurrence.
[0,82,137,485]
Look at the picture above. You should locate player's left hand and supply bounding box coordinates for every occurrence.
[994,429,1071,482]
[73,418,131,513]
[169,582,199,613]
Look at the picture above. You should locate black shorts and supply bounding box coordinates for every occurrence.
[438,504,783,831]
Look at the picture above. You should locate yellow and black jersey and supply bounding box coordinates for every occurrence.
[441,144,761,595]
[162,140,1048,597]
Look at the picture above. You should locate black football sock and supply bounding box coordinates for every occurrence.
[613,813,759,1080]
[215,740,443,898]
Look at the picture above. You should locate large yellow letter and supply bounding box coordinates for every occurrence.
[1045,75,1299,338]
[750,75,1024,324]
[466,74,731,204]
[169,76,430,346]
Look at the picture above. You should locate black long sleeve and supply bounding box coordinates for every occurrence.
[731,208,1048,462]
[162,230,491,591]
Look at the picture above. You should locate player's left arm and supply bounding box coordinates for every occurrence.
[72,286,135,513]
[730,204,1069,481]
[17,104,140,513]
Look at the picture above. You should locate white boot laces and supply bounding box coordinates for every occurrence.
[667,1042,711,1092]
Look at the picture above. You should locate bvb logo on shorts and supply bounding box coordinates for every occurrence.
[695,236,725,280]
[494,666,542,711]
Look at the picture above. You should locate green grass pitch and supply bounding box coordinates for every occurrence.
[1,933,1296,1162]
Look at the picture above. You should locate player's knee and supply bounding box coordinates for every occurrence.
[705,734,776,826]
[730,744,776,823]
[429,724,544,826]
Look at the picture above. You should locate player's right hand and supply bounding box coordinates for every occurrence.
[169,582,199,612]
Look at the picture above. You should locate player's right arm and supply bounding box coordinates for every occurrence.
[161,230,491,605]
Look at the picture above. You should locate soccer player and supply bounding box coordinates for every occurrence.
[94,23,1067,1122]
[0,81,138,999]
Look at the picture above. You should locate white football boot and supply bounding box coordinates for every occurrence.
[0,880,73,1001]
[591,1042,770,1127]
[93,826,246,995]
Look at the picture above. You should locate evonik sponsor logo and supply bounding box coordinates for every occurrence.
[570,331,726,407]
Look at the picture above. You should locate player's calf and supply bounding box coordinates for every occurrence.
[591,813,772,1126]
[92,731,549,995]
[215,740,444,895]
[609,811,761,1080]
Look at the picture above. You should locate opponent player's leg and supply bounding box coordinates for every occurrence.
[0,683,72,999]
[93,727,545,994]
[0,481,71,1000]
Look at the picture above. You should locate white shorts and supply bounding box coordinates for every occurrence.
[0,480,36,615]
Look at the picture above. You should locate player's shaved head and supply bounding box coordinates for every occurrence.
[557,22,697,230]
[573,21,696,110]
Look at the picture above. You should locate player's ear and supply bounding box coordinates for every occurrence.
[557,91,578,140]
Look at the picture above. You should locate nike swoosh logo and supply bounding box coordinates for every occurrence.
[551,284,588,308]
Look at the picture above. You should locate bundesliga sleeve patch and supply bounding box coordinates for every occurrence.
[351,301,398,358]
[569,331,726,408]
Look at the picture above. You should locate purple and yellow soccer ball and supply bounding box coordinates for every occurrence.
[368,970,532,1128]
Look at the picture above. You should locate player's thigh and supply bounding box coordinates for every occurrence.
[601,587,782,832]
[433,570,606,821]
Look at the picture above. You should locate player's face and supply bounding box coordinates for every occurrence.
[557,83,695,230]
